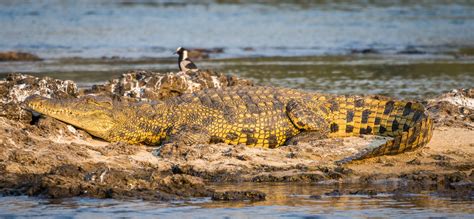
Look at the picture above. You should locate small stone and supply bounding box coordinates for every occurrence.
[309,194,322,199]
[211,190,266,202]
[171,165,183,174]
[431,154,452,161]
[407,158,421,165]
[0,51,41,61]
[286,152,296,158]
[349,190,378,196]
[324,189,342,197]
[236,155,247,161]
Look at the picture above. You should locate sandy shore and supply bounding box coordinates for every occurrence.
[0,72,472,200]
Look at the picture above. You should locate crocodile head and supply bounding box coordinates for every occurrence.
[25,95,116,139]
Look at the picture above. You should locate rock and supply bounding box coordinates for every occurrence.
[0,73,78,122]
[211,190,266,201]
[84,70,253,101]
[431,154,452,161]
[397,46,426,55]
[158,175,213,198]
[309,194,322,199]
[407,158,421,165]
[252,173,325,182]
[426,88,474,128]
[349,190,377,196]
[324,189,342,197]
[188,48,224,59]
[0,51,42,61]
[350,48,379,54]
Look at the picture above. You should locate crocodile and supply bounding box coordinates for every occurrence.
[25,86,433,160]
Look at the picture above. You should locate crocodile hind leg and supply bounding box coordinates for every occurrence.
[153,124,210,157]
[163,124,211,145]
[285,99,330,144]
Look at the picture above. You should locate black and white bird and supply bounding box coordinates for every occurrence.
[175,47,199,72]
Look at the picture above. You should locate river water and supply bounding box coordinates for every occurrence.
[1,0,473,217]
[1,0,474,58]
[1,183,473,218]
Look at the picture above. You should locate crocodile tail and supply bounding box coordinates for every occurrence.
[323,95,434,159]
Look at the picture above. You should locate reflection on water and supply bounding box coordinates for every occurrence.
[0,183,472,218]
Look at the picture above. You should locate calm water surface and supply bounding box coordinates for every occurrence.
[1,183,473,218]
[1,0,474,58]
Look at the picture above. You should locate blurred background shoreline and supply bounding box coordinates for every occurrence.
[1,0,474,98]
[1,0,474,58]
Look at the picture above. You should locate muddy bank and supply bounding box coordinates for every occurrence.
[0,73,472,201]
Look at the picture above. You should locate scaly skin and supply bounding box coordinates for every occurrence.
[26,86,433,160]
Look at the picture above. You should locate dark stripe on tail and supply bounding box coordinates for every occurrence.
[326,95,433,158]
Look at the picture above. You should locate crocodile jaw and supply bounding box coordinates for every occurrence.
[25,95,115,140]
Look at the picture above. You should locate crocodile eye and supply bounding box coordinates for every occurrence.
[82,96,112,107]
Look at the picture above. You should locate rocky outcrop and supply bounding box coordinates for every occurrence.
[426,88,474,128]
[0,73,77,122]
[84,70,253,101]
